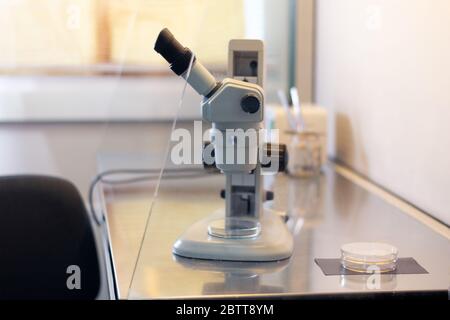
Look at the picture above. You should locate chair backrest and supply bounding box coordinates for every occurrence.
[0,175,100,299]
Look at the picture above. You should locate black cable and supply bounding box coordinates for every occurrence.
[88,168,214,226]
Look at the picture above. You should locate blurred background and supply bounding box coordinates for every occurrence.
[0,0,448,226]
[0,0,295,120]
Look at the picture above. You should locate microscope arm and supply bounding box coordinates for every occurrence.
[155,28,286,225]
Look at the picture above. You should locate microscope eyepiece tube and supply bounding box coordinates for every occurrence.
[182,60,217,97]
[155,28,218,97]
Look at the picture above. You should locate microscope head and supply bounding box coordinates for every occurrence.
[155,28,265,173]
[155,28,264,124]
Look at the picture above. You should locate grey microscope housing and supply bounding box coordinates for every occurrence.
[155,28,292,261]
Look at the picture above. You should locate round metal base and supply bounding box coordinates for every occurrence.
[173,209,294,262]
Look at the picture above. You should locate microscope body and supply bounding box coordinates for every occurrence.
[203,78,263,173]
[155,29,292,261]
[200,38,269,237]
[202,78,265,236]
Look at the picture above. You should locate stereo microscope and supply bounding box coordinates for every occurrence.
[155,28,293,262]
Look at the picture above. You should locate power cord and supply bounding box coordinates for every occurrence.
[88,167,213,226]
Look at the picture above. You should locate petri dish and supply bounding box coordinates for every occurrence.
[208,217,261,239]
[285,131,322,178]
[341,242,398,273]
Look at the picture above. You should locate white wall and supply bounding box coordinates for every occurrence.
[315,0,450,224]
[296,0,314,102]
[0,76,202,121]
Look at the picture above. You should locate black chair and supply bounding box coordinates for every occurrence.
[0,175,101,299]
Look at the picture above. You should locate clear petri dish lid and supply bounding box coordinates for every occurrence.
[208,217,261,239]
[341,242,398,273]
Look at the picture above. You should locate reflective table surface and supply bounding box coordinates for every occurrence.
[99,154,449,299]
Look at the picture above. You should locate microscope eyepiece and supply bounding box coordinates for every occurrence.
[155,28,218,96]
[154,28,194,76]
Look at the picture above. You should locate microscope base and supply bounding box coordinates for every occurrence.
[173,209,293,262]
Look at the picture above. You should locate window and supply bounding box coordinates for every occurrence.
[0,0,294,121]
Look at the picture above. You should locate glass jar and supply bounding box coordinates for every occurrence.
[286,131,321,178]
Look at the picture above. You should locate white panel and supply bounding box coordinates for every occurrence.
[315,0,450,224]
[0,76,201,121]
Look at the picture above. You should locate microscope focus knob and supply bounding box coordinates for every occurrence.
[240,94,260,114]
[262,143,288,172]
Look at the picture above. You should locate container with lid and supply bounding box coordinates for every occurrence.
[341,242,398,273]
